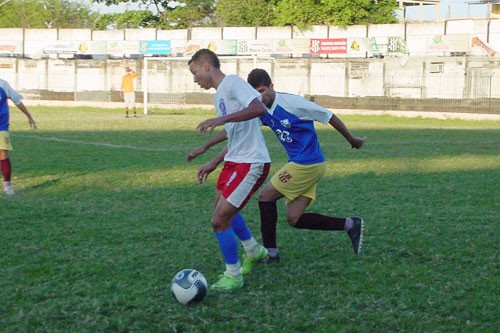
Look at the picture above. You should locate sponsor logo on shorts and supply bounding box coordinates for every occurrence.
[226,171,237,186]
[278,171,292,183]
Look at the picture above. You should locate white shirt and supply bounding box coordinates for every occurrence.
[213,75,271,164]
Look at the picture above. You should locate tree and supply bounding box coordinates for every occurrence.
[215,0,276,27]
[273,0,326,28]
[91,0,217,29]
[320,0,398,27]
[91,0,397,29]
[0,0,98,28]
[93,10,158,29]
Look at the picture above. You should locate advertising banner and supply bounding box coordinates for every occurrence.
[387,37,408,53]
[139,40,171,55]
[273,39,309,54]
[427,35,468,52]
[106,41,140,56]
[184,40,238,57]
[237,40,274,55]
[76,41,107,55]
[310,38,348,54]
[0,41,22,56]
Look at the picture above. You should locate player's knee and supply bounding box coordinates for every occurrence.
[258,191,269,201]
[211,216,232,232]
[286,214,300,227]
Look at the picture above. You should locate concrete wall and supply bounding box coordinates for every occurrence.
[1,19,499,58]
[1,56,498,114]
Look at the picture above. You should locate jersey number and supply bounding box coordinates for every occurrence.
[276,129,292,143]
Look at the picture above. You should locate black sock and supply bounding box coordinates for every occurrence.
[294,213,346,231]
[259,201,278,249]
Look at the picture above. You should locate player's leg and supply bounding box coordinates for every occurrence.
[0,132,14,195]
[131,93,137,117]
[218,162,270,275]
[257,182,284,262]
[288,201,364,254]
[210,162,269,288]
[210,195,244,291]
[282,166,364,254]
[124,93,130,117]
[231,213,263,259]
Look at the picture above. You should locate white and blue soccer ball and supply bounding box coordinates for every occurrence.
[171,269,208,305]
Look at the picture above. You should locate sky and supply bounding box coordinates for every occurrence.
[89,0,491,20]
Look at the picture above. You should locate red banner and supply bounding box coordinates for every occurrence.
[310,38,348,54]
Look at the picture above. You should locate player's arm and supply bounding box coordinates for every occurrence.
[15,101,37,129]
[187,129,228,162]
[197,98,265,134]
[196,146,228,184]
[328,114,365,149]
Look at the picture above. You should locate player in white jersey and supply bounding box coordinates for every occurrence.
[197,68,365,264]
[187,50,270,291]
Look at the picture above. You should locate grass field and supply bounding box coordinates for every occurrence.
[1,106,499,333]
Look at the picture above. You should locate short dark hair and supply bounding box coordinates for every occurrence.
[247,68,272,88]
[189,49,220,69]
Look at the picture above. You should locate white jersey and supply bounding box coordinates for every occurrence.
[214,75,271,163]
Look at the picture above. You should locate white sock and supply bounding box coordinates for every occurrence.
[4,181,11,188]
[344,217,353,231]
[267,248,279,257]
[241,237,259,257]
[225,263,241,278]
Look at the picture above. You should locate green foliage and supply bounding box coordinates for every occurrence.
[89,0,399,29]
[273,0,398,28]
[273,0,326,28]
[322,0,398,26]
[0,0,98,28]
[158,0,215,28]
[93,10,158,30]
[215,0,277,27]
[0,107,499,332]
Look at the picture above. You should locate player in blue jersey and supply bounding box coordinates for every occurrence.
[0,79,37,195]
[196,68,365,265]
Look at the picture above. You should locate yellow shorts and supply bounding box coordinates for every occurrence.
[0,131,12,150]
[270,162,326,204]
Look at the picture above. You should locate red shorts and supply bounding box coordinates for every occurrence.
[217,161,270,210]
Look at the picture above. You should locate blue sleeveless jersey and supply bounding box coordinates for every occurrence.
[0,87,9,131]
[0,79,23,131]
[260,92,334,165]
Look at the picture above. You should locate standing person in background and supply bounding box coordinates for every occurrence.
[120,67,138,118]
[196,68,365,264]
[186,49,270,291]
[0,78,37,195]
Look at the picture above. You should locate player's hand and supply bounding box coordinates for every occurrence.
[197,118,223,135]
[196,162,216,184]
[187,146,206,162]
[29,118,37,130]
[350,136,365,149]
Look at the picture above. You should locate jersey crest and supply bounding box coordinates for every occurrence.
[218,98,227,116]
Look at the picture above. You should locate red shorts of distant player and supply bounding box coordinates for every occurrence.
[217,161,270,210]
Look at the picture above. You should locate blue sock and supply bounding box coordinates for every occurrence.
[215,229,239,265]
[231,213,252,241]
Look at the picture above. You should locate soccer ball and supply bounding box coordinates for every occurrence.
[171,269,208,305]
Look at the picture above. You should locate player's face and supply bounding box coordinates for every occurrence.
[189,62,211,90]
[254,83,275,108]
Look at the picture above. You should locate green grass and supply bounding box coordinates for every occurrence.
[1,107,499,333]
